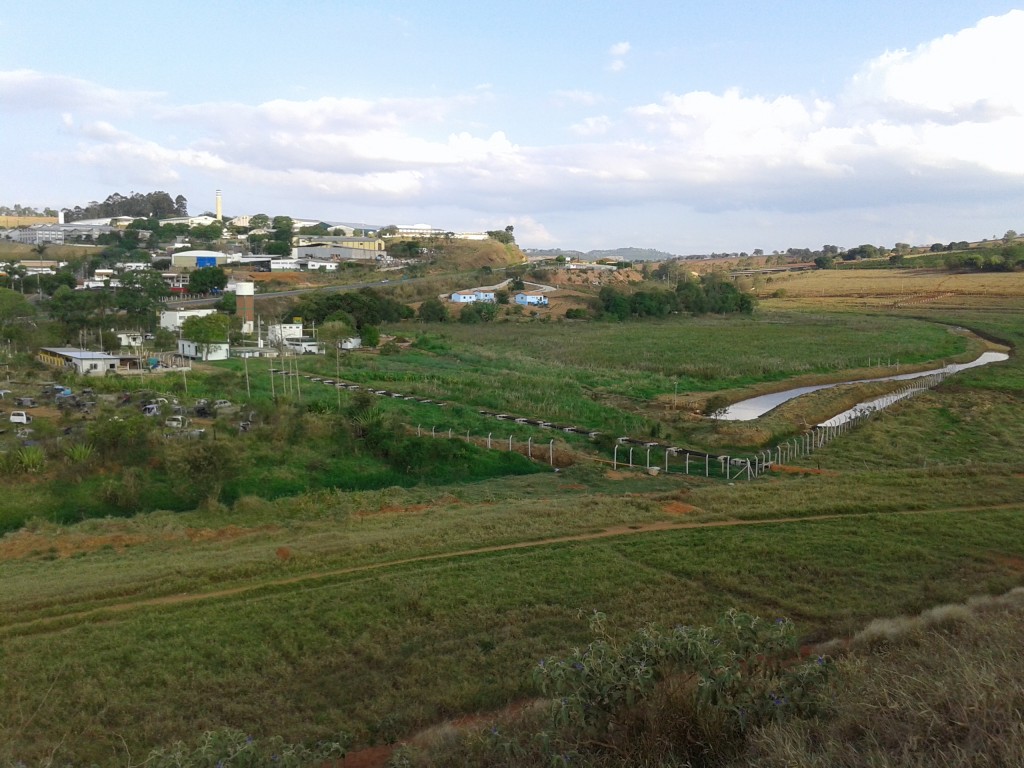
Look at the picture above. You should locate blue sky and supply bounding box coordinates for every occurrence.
[2,1,1022,253]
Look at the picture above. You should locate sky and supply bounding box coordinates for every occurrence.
[2,0,1022,254]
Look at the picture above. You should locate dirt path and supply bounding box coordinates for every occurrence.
[4,502,1022,637]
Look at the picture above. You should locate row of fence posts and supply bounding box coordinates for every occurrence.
[414,369,948,481]
[417,425,558,466]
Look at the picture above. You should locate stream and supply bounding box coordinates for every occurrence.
[713,351,1009,424]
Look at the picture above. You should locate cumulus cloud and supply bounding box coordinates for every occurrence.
[550,89,603,107]
[569,116,613,136]
[6,10,1024,237]
[608,41,630,72]
[0,69,159,115]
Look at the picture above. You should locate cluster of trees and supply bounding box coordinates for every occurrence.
[126,218,222,246]
[247,216,294,256]
[596,275,755,320]
[0,264,78,296]
[486,225,516,245]
[63,191,188,223]
[945,245,1024,272]
[47,271,169,335]
[188,266,228,294]
[289,288,413,331]
[1,203,58,217]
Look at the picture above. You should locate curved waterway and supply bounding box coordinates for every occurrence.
[713,351,1009,423]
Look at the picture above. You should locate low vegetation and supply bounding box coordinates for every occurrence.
[0,262,1022,766]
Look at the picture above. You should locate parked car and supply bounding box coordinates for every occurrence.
[141,404,160,417]
[165,415,189,429]
[212,399,233,410]
[10,411,33,424]
[15,397,37,408]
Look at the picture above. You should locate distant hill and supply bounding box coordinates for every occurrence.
[430,238,527,270]
[525,247,680,262]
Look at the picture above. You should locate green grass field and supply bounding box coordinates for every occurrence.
[1,274,1023,765]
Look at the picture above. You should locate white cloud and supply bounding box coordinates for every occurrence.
[0,69,158,115]
[550,89,603,107]
[6,10,1024,246]
[569,116,613,136]
[846,10,1024,119]
[607,41,630,72]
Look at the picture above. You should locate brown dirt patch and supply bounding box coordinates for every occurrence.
[374,504,430,516]
[663,501,699,515]
[342,744,393,768]
[770,464,839,476]
[0,531,150,560]
[0,524,281,561]
[183,525,260,542]
[604,470,632,480]
[989,553,1024,573]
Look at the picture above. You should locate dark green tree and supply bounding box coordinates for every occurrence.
[417,297,449,322]
[188,266,228,295]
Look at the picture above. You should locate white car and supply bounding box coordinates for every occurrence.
[165,415,189,429]
[9,411,33,424]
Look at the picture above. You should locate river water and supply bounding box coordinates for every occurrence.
[713,351,1009,423]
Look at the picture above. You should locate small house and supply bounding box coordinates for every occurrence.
[115,331,144,349]
[177,339,230,361]
[37,347,121,376]
[514,292,549,306]
[450,291,477,303]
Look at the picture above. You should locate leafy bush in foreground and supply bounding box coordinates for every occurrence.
[394,610,832,767]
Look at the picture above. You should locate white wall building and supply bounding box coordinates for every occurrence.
[177,339,230,361]
[267,323,304,343]
[515,292,549,306]
[160,308,217,332]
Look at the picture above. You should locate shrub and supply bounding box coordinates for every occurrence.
[532,610,832,762]
[144,727,349,767]
[17,445,47,474]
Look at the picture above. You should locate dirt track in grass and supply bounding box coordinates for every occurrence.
[4,501,1023,638]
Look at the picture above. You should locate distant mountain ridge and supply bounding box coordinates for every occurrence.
[525,246,680,262]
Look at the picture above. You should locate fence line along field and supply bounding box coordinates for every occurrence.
[1,266,1023,766]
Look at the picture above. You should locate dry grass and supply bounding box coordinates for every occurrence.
[737,589,1024,768]
[757,268,1024,312]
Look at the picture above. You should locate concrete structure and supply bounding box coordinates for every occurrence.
[177,339,230,361]
[450,290,496,303]
[341,336,362,350]
[114,331,144,349]
[215,190,223,222]
[515,292,549,306]
[234,281,255,334]
[159,215,220,227]
[282,338,322,355]
[161,272,191,293]
[171,250,230,269]
[160,307,216,332]
[268,323,304,344]
[293,236,385,252]
[37,347,121,376]
[301,259,339,271]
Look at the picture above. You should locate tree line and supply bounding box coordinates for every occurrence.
[595,275,755,320]
[63,191,188,223]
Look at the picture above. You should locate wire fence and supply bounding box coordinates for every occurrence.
[415,369,951,481]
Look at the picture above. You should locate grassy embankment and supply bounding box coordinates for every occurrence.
[1,268,1023,764]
